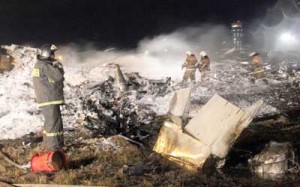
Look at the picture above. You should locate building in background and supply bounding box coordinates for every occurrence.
[231,21,243,51]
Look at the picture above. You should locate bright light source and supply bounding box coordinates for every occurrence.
[279,32,297,44]
[57,55,63,62]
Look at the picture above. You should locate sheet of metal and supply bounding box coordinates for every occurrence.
[210,100,264,158]
[153,121,210,170]
[248,141,293,180]
[167,88,191,128]
[114,63,128,92]
[185,94,263,158]
[184,95,243,148]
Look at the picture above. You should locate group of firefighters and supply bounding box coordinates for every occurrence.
[181,50,265,82]
[181,50,211,83]
[30,44,265,171]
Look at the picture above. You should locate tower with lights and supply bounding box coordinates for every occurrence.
[231,21,243,51]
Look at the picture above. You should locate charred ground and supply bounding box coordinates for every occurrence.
[0,114,300,186]
[0,45,300,186]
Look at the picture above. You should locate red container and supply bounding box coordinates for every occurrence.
[31,150,66,172]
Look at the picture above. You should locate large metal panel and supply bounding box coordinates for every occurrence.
[153,121,210,170]
[185,94,263,158]
[211,100,264,157]
[185,95,243,147]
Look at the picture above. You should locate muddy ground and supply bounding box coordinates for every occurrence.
[0,114,300,187]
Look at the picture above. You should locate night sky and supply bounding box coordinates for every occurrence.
[0,0,278,48]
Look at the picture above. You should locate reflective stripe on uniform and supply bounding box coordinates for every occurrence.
[38,100,64,107]
[250,70,265,75]
[186,68,197,70]
[43,130,63,137]
[253,70,265,74]
[32,68,40,77]
[48,78,54,83]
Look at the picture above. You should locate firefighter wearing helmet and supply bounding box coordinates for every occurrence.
[182,51,199,82]
[199,51,210,82]
[32,44,65,151]
[249,52,265,79]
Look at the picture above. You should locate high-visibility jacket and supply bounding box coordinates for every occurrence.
[182,55,198,70]
[32,56,64,107]
[251,55,265,77]
[199,56,210,72]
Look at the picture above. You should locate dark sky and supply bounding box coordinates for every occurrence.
[0,0,277,48]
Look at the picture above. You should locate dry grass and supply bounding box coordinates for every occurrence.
[0,131,152,186]
[1,120,300,186]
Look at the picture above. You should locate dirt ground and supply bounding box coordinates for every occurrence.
[0,115,300,186]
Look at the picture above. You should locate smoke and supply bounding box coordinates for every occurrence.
[56,44,129,67]
[249,0,300,51]
[57,24,231,81]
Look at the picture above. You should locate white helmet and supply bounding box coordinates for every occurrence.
[249,52,257,57]
[185,50,192,55]
[199,51,207,57]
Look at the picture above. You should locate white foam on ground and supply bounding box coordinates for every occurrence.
[0,45,298,140]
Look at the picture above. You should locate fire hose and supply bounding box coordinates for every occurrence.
[0,150,30,171]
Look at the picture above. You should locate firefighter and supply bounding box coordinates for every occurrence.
[199,51,210,82]
[182,51,198,82]
[249,52,265,79]
[32,44,65,151]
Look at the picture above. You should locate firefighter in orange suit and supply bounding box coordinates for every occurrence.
[32,44,65,151]
[182,51,199,82]
[249,52,265,79]
[199,51,210,82]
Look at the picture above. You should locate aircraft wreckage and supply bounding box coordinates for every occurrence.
[153,88,300,179]
[154,88,264,170]
[0,44,299,181]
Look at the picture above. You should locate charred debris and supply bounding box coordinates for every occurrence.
[75,62,173,142]
[0,44,300,182]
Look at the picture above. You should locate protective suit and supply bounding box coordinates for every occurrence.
[182,54,198,82]
[32,44,65,150]
[250,53,265,79]
[199,55,210,82]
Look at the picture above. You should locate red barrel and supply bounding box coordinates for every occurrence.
[31,150,66,172]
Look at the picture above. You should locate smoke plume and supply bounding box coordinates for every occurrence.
[58,24,231,81]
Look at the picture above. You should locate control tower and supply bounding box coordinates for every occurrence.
[231,21,243,51]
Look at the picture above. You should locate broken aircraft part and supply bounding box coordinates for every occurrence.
[153,121,210,170]
[113,65,173,96]
[248,141,299,180]
[113,63,128,92]
[185,94,263,158]
[167,88,191,129]
[81,73,171,141]
[154,92,264,170]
